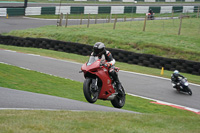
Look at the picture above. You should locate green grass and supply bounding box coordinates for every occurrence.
[28,12,199,19]
[1,44,200,84]
[27,13,146,19]
[0,110,200,133]
[0,62,84,100]
[4,18,200,62]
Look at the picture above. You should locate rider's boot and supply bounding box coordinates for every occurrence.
[175,84,180,92]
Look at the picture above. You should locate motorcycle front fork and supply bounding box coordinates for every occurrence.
[91,78,98,91]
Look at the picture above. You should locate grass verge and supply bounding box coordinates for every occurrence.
[0,110,200,133]
[27,12,199,19]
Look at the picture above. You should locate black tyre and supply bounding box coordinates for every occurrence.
[187,87,192,96]
[83,78,99,103]
[111,86,126,108]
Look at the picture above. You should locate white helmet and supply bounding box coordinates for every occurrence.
[174,70,179,74]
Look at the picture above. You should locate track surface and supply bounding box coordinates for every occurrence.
[0,50,200,110]
[0,17,123,33]
[0,17,87,34]
[0,86,136,113]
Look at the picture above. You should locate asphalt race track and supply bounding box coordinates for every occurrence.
[0,86,136,113]
[0,50,200,111]
[0,17,100,34]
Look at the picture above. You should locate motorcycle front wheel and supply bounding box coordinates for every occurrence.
[111,86,126,108]
[83,78,99,103]
[187,87,192,96]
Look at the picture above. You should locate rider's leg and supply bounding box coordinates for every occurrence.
[109,67,122,91]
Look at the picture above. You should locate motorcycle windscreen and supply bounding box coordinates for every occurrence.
[181,79,189,86]
[87,56,99,66]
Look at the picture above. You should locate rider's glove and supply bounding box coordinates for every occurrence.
[105,63,111,67]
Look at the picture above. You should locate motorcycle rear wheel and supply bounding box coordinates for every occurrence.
[111,86,126,108]
[83,78,99,103]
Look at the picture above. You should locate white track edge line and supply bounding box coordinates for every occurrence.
[127,93,200,113]
[0,108,87,112]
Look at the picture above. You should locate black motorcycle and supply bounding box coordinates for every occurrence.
[171,78,192,95]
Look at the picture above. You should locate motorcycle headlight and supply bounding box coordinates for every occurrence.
[87,63,92,66]
[184,82,189,86]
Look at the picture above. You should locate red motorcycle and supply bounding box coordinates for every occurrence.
[146,13,155,20]
[80,56,126,108]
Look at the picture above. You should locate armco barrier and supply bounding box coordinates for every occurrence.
[0,35,199,75]
[1,5,200,16]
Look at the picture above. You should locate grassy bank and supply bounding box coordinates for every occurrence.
[0,110,200,133]
[0,44,200,84]
[4,18,200,62]
[28,12,199,19]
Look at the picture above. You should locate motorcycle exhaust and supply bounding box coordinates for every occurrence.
[107,93,118,100]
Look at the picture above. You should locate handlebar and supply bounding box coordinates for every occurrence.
[100,63,107,67]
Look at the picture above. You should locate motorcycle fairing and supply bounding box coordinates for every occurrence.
[81,60,116,100]
[94,68,115,99]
